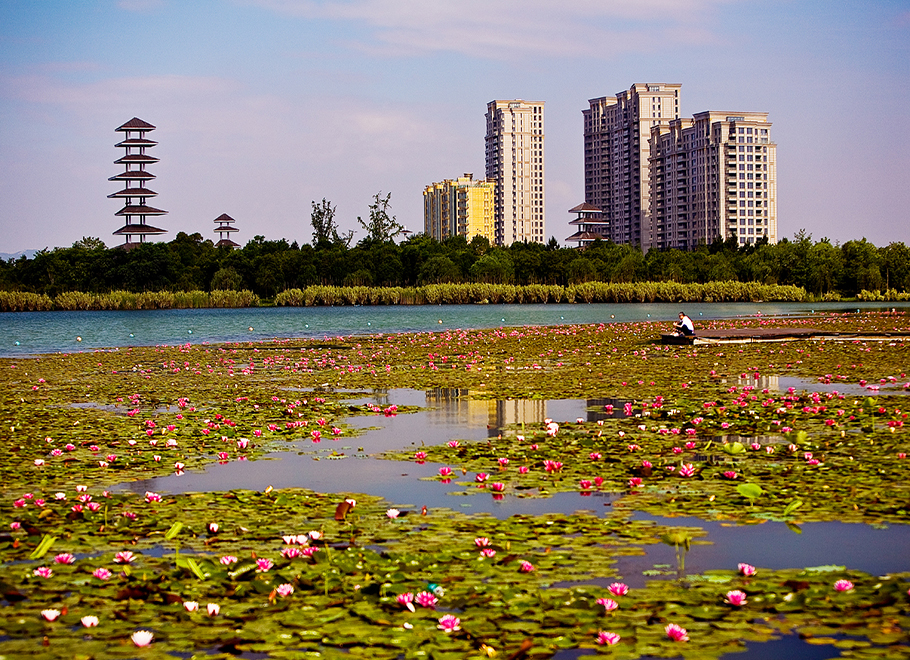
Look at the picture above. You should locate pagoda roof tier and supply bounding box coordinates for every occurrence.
[214,226,239,233]
[213,213,237,223]
[115,138,158,148]
[115,154,159,164]
[565,230,607,242]
[108,187,157,198]
[109,170,155,181]
[113,224,167,235]
[116,205,168,216]
[568,202,602,213]
[215,239,240,248]
[116,118,156,132]
[568,217,610,226]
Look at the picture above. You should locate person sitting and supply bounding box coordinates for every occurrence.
[673,312,694,336]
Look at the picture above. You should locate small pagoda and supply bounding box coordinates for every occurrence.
[564,202,607,248]
[109,118,167,249]
[213,213,240,248]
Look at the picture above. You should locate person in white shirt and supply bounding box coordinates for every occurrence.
[674,312,694,336]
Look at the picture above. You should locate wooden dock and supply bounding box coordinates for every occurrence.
[660,328,910,345]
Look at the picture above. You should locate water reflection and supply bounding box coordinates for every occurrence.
[116,388,910,595]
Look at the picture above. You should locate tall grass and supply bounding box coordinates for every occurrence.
[857,289,910,302]
[1,282,808,312]
[0,289,259,312]
[275,281,807,306]
[0,291,55,312]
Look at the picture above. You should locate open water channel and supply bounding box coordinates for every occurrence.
[5,301,910,658]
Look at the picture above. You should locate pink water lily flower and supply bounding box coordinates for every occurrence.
[219,555,238,565]
[131,630,154,647]
[397,592,416,612]
[597,631,621,645]
[183,601,199,612]
[41,609,60,621]
[255,558,274,572]
[834,579,854,592]
[33,567,53,578]
[207,603,220,616]
[665,623,689,641]
[608,583,629,596]
[81,615,99,627]
[276,583,294,597]
[281,546,301,560]
[474,537,491,547]
[480,548,496,558]
[519,561,535,573]
[114,551,135,564]
[738,563,756,576]
[92,568,112,580]
[437,614,461,632]
[438,467,453,477]
[54,553,76,564]
[596,598,618,611]
[415,591,438,609]
[724,590,748,606]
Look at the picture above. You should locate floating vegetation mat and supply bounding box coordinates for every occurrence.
[1,313,908,658]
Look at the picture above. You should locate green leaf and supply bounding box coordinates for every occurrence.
[176,556,206,580]
[28,534,56,560]
[736,483,764,500]
[783,500,803,517]
[164,521,184,541]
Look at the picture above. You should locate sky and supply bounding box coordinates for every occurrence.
[1,0,909,254]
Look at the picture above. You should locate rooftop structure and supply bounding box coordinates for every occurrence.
[564,202,607,248]
[213,213,240,248]
[109,118,167,249]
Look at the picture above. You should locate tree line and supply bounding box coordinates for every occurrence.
[1,194,909,300]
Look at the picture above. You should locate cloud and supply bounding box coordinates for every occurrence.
[242,0,734,58]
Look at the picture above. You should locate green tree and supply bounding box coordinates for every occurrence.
[211,267,243,291]
[311,199,352,248]
[881,242,910,292]
[72,236,107,250]
[805,239,843,296]
[357,192,404,244]
[418,255,461,284]
[840,238,882,296]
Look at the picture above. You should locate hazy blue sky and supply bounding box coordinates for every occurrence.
[1,0,908,253]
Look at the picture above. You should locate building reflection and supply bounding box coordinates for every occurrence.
[424,389,630,437]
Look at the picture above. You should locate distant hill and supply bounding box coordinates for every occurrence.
[0,250,39,261]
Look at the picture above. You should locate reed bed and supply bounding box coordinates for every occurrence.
[0,282,814,311]
[275,281,808,306]
[0,291,55,312]
[0,289,259,311]
[857,288,910,302]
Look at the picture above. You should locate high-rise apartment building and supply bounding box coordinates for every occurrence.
[484,100,545,246]
[423,174,496,243]
[583,84,777,250]
[583,84,681,247]
[649,112,777,249]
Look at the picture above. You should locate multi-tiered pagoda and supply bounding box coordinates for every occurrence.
[213,213,240,248]
[109,118,167,249]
